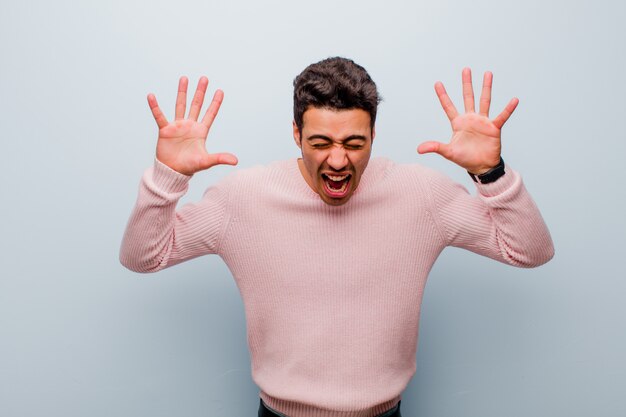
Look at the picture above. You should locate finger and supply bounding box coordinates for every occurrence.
[434,82,459,121]
[188,76,209,121]
[199,152,239,171]
[201,89,224,128]
[479,71,493,117]
[147,93,169,129]
[462,67,475,113]
[417,141,452,159]
[175,76,188,120]
[493,97,519,129]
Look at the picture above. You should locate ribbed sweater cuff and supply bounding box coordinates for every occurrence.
[150,158,191,194]
[260,393,402,417]
[474,163,518,197]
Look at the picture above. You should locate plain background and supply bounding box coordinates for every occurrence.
[1,0,625,416]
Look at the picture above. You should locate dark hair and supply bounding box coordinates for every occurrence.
[293,57,381,133]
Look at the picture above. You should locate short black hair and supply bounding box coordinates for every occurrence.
[293,57,381,133]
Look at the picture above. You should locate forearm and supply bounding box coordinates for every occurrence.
[119,160,192,273]
[474,167,554,267]
[430,166,554,268]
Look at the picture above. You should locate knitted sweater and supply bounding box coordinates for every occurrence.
[120,157,554,417]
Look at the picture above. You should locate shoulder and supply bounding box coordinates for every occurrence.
[353,157,463,211]
[205,159,300,203]
[367,156,453,187]
[221,159,294,186]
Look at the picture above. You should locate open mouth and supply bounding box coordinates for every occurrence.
[321,173,352,197]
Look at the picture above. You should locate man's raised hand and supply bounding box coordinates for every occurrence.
[417,68,518,175]
[148,76,238,176]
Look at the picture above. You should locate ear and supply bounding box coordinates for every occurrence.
[293,120,302,149]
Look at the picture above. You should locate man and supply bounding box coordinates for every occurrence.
[120,57,554,417]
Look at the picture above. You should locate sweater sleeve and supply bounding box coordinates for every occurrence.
[426,165,554,268]
[119,159,231,273]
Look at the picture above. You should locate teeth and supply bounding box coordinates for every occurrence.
[325,174,349,181]
[327,180,348,193]
[324,176,349,193]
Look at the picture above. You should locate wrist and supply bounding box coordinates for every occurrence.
[467,157,505,184]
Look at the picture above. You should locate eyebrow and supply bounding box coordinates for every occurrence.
[305,134,367,142]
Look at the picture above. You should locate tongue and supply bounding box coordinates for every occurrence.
[328,178,344,189]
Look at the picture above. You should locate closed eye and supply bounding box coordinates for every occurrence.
[345,143,364,150]
[310,142,330,149]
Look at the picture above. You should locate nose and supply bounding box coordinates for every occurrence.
[327,145,348,171]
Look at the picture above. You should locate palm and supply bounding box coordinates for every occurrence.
[148,76,237,176]
[156,119,210,174]
[447,112,502,172]
[418,68,518,174]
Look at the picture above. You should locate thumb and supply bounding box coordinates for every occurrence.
[198,153,239,171]
[417,141,452,159]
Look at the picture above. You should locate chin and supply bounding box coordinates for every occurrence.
[322,197,350,206]
[318,187,353,206]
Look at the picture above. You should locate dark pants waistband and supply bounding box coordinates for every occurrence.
[258,399,402,417]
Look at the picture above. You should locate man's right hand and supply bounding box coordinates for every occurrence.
[148,76,238,176]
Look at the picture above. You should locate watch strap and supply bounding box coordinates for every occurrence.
[468,157,505,184]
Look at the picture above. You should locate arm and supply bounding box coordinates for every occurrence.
[426,165,554,268]
[119,76,237,273]
[418,68,554,267]
[119,159,232,272]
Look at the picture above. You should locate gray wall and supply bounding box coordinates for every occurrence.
[1,0,624,416]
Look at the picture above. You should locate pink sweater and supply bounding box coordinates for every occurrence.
[120,157,554,417]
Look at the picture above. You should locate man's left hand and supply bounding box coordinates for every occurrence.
[417,68,518,175]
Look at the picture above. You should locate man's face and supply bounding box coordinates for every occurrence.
[293,107,374,206]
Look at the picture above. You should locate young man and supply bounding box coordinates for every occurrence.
[120,57,554,417]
